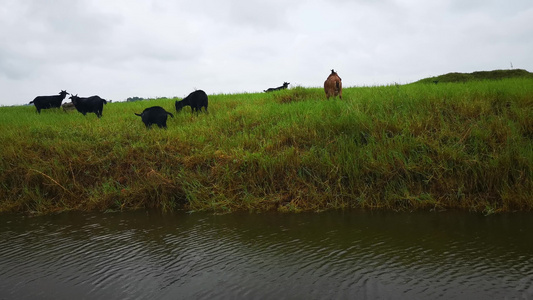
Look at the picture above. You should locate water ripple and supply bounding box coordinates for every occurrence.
[1,211,532,299]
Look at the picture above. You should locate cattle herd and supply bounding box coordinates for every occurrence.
[29,70,343,129]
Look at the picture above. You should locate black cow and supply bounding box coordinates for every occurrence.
[135,106,174,129]
[29,90,69,113]
[175,90,208,114]
[69,94,108,118]
[264,82,289,92]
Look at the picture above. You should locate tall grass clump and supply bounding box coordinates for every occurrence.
[0,74,532,214]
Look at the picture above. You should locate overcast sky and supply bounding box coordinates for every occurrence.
[1,0,532,106]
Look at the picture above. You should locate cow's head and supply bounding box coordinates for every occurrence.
[175,100,185,112]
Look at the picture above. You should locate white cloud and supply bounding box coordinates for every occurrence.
[1,0,532,105]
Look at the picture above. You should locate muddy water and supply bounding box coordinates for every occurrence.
[0,210,532,299]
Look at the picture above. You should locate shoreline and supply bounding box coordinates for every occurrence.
[1,76,532,215]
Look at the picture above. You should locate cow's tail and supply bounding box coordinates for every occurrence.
[134,113,142,117]
[167,112,174,118]
[335,80,340,91]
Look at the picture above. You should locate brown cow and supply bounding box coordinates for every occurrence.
[324,69,342,99]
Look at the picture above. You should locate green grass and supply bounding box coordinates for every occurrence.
[1,75,532,214]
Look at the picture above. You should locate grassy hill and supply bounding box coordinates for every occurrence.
[416,69,533,84]
[1,74,532,215]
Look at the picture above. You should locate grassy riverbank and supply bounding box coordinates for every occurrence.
[1,72,532,214]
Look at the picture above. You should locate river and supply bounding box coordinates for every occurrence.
[0,210,532,299]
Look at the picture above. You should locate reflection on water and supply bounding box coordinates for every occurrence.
[0,210,532,299]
